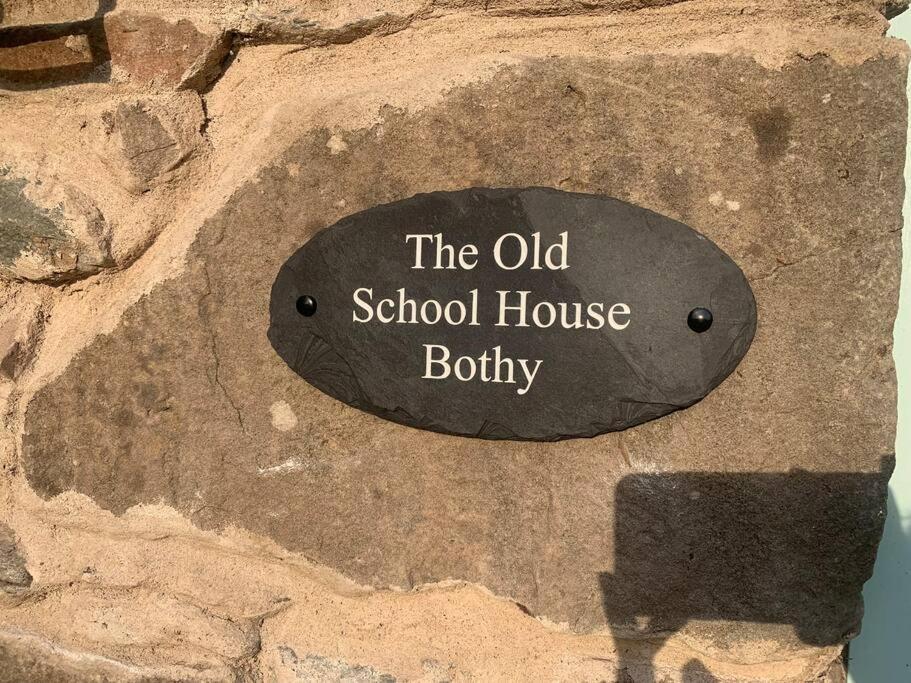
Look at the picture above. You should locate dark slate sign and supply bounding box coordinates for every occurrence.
[268,187,756,441]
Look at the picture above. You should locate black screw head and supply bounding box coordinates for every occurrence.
[687,307,713,333]
[296,295,317,317]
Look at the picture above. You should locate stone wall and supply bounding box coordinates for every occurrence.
[0,1,907,681]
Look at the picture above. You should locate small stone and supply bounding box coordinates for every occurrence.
[0,166,113,283]
[0,301,40,381]
[327,135,349,155]
[0,1,99,26]
[0,35,97,86]
[270,401,298,432]
[0,523,32,592]
[822,655,847,683]
[96,95,205,197]
[114,102,182,188]
[879,1,910,19]
[0,1,111,87]
[278,648,397,682]
[104,12,230,90]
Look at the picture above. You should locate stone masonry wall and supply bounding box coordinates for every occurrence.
[0,1,908,681]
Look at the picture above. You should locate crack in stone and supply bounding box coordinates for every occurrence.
[199,262,247,435]
[126,141,178,161]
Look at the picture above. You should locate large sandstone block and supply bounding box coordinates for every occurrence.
[0,1,907,681]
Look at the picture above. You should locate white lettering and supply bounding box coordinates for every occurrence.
[496,290,530,327]
[423,344,451,379]
[545,232,569,270]
[444,299,467,326]
[421,345,542,395]
[405,234,434,269]
[454,355,476,381]
[586,302,605,330]
[517,358,543,395]
[376,297,395,323]
[352,287,374,323]
[532,301,556,328]
[421,299,442,325]
[608,302,631,330]
[493,233,527,270]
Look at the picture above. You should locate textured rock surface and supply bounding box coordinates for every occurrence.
[0,523,30,591]
[278,650,398,682]
[0,91,206,274]
[104,98,203,192]
[20,48,905,633]
[104,12,230,90]
[0,34,96,85]
[0,296,39,381]
[0,0,907,681]
[0,1,101,27]
[0,166,112,282]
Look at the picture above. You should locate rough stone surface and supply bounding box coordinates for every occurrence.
[0,91,206,276]
[278,649,398,682]
[0,34,96,85]
[0,628,229,682]
[0,1,907,681]
[0,166,112,282]
[104,12,230,90]
[113,102,180,183]
[824,656,848,683]
[0,523,30,591]
[0,297,39,381]
[0,1,101,27]
[104,99,199,192]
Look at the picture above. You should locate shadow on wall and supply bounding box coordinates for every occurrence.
[845,491,911,681]
[0,0,116,89]
[599,461,893,682]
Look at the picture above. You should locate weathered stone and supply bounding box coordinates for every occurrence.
[0,298,39,381]
[0,34,96,85]
[0,7,228,90]
[102,100,184,191]
[278,648,397,682]
[0,1,101,27]
[0,628,223,682]
[18,46,905,681]
[104,12,230,90]
[0,584,260,679]
[89,93,207,204]
[238,6,421,48]
[882,1,911,18]
[823,655,847,683]
[0,166,112,283]
[0,1,112,88]
[0,523,30,591]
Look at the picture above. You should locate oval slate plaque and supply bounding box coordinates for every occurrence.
[268,187,756,441]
